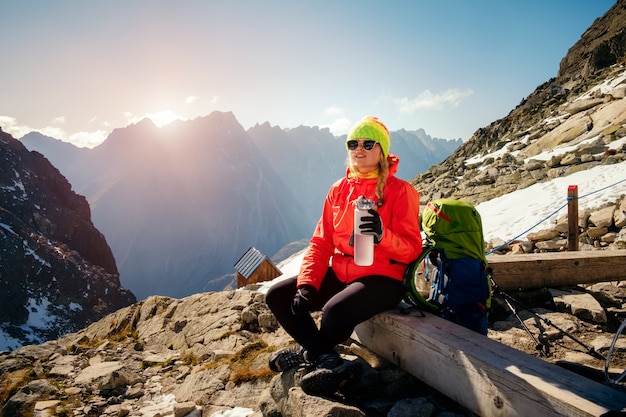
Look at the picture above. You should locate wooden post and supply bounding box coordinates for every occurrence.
[567,185,579,251]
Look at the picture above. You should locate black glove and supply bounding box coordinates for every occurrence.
[291,284,316,315]
[359,208,384,244]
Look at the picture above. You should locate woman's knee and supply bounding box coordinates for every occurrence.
[265,277,297,310]
[320,295,357,332]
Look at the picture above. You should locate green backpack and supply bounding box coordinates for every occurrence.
[404,199,491,335]
[421,199,487,264]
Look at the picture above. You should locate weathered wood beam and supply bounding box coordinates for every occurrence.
[353,310,626,417]
[486,250,626,291]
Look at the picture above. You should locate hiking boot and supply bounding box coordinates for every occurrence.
[299,356,362,397]
[334,360,362,391]
[268,345,305,372]
[315,352,343,369]
[300,368,338,397]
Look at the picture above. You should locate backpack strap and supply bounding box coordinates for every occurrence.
[430,249,449,306]
[426,201,452,223]
[403,245,441,313]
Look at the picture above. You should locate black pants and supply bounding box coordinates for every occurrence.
[265,268,405,359]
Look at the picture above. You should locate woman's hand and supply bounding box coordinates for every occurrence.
[291,284,316,315]
[359,209,384,243]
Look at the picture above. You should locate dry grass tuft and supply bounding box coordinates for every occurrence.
[0,368,33,405]
[228,340,275,384]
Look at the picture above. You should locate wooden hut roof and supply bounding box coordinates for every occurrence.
[233,247,279,279]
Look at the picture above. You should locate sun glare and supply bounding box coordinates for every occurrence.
[145,110,185,127]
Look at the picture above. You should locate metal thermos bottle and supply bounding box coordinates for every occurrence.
[354,196,374,266]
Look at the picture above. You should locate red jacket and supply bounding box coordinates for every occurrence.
[297,154,423,290]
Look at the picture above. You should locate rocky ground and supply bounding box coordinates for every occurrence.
[1,285,625,417]
[473,195,626,389]
[487,280,626,389]
[3,197,626,417]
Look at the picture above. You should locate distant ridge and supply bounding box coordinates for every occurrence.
[21,116,460,300]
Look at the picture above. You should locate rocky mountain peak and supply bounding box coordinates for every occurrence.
[557,0,626,86]
[413,0,626,209]
[0,130,136,350]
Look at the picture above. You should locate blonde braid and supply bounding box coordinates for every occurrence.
[375,154,389,207]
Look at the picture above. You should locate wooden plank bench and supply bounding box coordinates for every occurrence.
[486,250,626,291]
[353,310,626,417]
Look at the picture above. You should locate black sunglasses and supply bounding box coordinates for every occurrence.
[347,140,377,151]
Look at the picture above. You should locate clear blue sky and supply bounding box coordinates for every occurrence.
[0,1,616,147]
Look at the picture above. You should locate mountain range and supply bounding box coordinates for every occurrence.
[2,0,624,358]
[1,2,626,416]
[19,115,460,300]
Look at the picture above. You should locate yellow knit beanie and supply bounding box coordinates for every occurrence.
[346,116,390,158]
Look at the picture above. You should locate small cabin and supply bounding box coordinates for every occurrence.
[234,247,282,288]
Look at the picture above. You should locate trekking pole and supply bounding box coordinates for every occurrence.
[491,278,605,361]
[490,279,549,357]
[605,317,626,384]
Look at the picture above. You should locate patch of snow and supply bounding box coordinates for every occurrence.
[477,160,626,243]
[576,69,626,101]
[542,114,569,126]
[0,298,57,351]
[23,240,52,267]
[210,407,255,417]
[0,222,18,236]
[256,251,305,295]
[609,136,626,151]
[3,172,28,199]
[25,297,54,329]
[465,140,519,166]
[138,393,177,417]
[0,329,25,351]
[523,135,603,162]
[69,302,82,312]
